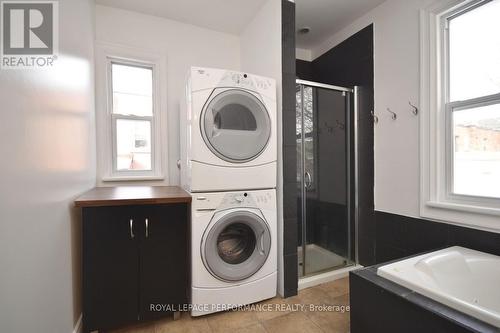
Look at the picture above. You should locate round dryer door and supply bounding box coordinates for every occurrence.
[202,210,271,282]
[201,89,271,163]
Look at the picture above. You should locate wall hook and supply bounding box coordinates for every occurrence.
[386,108,397,120]
[371,111,379,124]
[409,101,419,116]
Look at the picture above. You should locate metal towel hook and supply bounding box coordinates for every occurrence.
[386,108,397,120]
[409,101,419,116]
[371,111,379,124]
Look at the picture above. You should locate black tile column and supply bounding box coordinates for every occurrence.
[281,0,298,298]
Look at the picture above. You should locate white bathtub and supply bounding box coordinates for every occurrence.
[377,246,500,328]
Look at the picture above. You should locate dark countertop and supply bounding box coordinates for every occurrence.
[74,186,192,207]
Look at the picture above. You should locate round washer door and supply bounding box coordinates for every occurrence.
[202,210,271,282]
[201,89,271,163]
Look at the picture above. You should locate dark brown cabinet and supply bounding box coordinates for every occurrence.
[81,203,189,333]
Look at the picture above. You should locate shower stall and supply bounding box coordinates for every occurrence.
[296,79,360,284]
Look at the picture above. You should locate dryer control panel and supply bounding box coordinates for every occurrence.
[221,72,256,91]
[190,67,276,100]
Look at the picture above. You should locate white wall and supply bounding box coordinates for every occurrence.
[240,0,283,295]
[95,5,241,186]
[0,0,96,332]
[311,0,436,219]
[296,47,313,61]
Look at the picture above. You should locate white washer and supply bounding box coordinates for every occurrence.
[190,189,277,316]
[180,67,277,192]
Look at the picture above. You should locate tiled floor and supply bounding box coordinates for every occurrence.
[109,277,350,333]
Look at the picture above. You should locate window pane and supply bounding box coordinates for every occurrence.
[295,86,314,184]
[449,0,500,102]
[112,63,153,116]
[116,119,152,171]
[453,103,500,198]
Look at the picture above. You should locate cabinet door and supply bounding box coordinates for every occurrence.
[138,204,188,321]
[83,206,141,331]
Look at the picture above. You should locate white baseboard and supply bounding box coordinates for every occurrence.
[72,314,82,333]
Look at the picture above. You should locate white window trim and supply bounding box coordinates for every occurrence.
[420,0,500,232]
[95,42,167,182]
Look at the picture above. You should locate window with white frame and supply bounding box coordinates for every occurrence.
[111,62,154,172]
[96,44,165,181]
[445,0,500,200]
[421,0,500,229]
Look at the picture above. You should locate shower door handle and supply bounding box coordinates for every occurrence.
[305,171,312,189]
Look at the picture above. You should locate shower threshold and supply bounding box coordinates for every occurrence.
[297,244,362,289]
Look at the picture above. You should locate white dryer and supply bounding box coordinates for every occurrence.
[190,189,277,316]
[180,67,277,192]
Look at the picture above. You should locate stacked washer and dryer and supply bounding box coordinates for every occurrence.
[180,67,278,316]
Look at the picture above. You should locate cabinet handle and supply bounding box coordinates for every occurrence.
[145,218,149,238]
[129,219,134,239]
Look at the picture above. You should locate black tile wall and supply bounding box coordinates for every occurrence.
[311,201,349,258]
[375,243,408,264]
[355,85,375,265]
[281,4,295,76]
[357,236,376,265]
[283,218,298,256]
[376,212,410,250]
[281,73,297,119]
[281,0,298,298]
[448,224,500,255]
[283,253,298,297]
[282,182,298,221]
[374,211,500,264]
[312,26,373,88]
[282,145,297,184]
[296,59,314,81]
[282,118,297,147]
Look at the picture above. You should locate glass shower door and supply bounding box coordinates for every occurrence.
[297,82,353,277]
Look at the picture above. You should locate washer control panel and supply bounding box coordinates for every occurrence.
[254,191,273,204]
[192,190,275,211]
[220,192,256,207]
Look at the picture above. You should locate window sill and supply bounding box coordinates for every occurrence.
[426,200,500,217]
[101,175,165,182]
[421,200,500,233]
